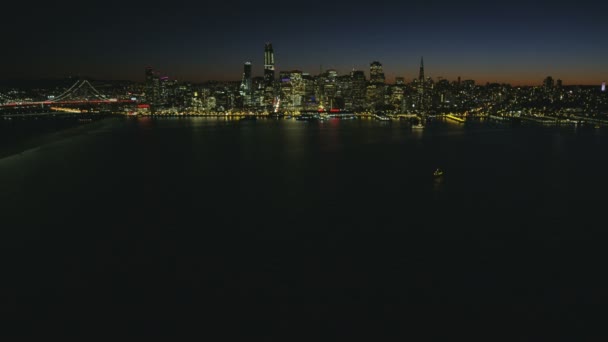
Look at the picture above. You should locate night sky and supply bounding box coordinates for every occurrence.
[3,0,607,85]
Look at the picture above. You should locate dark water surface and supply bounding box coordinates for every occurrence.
[1,117,606,339]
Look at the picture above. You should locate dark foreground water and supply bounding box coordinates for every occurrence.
[1,117,606,339]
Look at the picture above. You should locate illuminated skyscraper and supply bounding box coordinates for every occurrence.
[602,81,606,92]
[264,43,275,106]
[240,62,253,105]
[159,76,172,105]
[264,43,275,87]
[145,66,154,102]
[370,61,385,84]
[351,70,367,109]
[145,66,160,106]
[145,67,154,87]
[417,57,425,110]
[278,70,305,109]
[419,57,425,82]
[290,70,305,108]
[244,62,252,90]
[543,76,554,89]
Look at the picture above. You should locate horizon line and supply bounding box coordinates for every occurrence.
[1,76,605,88]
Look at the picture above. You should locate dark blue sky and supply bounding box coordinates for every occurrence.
[3,0,607,85]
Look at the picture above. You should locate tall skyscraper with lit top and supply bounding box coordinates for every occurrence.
[240,62,252,105]
[264,43,275,107]
[264,43,275,87]
[243,62,252,88]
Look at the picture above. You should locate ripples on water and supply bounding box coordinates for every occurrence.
[1,117,606,338]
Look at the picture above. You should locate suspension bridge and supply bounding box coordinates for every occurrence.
[0,79,136,109]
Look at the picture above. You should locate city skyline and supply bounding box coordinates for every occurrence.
[2,0,607,85]
[6,52,605,88]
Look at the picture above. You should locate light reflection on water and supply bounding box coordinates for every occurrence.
[1,116,608,336]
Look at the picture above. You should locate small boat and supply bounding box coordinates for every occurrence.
[268,113,284,119]
[412,123,424,129]
[433,168,443,178]
[296,113,319,121]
